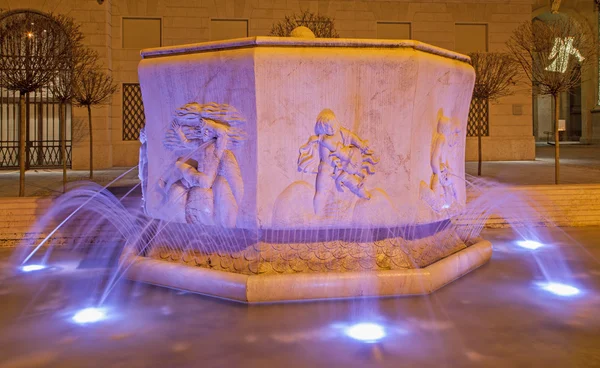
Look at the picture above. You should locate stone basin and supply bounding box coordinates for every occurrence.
[131,35,488,302]
[138,36,475,230]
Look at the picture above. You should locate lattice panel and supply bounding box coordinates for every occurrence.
[467,98,489,137]
[0,144,18,167]
[122,83,146,141]
[29,141,72,167]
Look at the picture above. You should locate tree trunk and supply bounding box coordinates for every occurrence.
[477,117,483,176]
[88,105,93,180]
[553,93,560,185]
[18,92,26,197]
[60,103,67,192]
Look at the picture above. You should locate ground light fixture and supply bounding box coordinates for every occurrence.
[20,264,46,272]
[344,323,386,343]
[538,282,581,297]
[72,307,107,324]
[516,240,544,250]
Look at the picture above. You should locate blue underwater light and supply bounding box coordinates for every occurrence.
[538,282,580,297]
[20,264,46,272]
[72,307,107,324]
[344,323,386,343]
[516,240,544,250]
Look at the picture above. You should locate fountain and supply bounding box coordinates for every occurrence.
[118,28,491,303]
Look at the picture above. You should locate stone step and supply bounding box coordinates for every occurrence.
[462,184,600,228]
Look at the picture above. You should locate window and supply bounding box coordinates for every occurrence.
[123,18,161,49]
[455,24,487,54]
[376,22,411,40]
[210,19,248,41]
[0,85,72,168]
[122,84,146,141]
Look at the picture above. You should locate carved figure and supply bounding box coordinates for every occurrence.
[420,109,459,212]
[138,126,148,215]
[298,109,379,214]
[160,102,245,227]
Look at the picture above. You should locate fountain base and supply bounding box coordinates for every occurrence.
[124,239,492,303]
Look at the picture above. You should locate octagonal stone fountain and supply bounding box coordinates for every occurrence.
[125,29,491,303]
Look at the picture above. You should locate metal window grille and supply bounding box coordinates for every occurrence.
[0,85,72,169]
[122,83,146,141]
[467,98,489,137]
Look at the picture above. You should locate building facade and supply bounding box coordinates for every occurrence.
[0,0,598,170]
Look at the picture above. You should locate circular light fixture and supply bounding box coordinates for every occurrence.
[344,323,386,343]
[538,282,580,297]
[516,240,544,250]
[72,307,106,324]
[20,264,46,272]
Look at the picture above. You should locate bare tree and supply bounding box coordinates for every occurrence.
[0,10,72,196]
[269,9,339,38]
[49,15,97,191]
[468,52,519,176]
[507,18,594,184]
[73,66,117,179]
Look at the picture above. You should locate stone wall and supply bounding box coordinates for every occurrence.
[0,0,542,167]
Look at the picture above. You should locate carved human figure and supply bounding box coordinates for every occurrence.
[330,142,377,199]
[138,126,148,215]
[160,103,245,227]
[420,109,459,212]
[298,109,379,215]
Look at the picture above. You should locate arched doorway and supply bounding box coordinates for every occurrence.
[531,5,597,144]
[0,9,72,169]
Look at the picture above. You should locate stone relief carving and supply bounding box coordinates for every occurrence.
[273,109,396,227]
[419,108,460,213]
[159,102,245,227]
[138,126,148,215]
[297,108,379,215]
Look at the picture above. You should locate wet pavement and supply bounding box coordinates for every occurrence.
[0,227,599,367]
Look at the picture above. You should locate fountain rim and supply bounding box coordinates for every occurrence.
[123,239,492,303]
[139,36,471,63]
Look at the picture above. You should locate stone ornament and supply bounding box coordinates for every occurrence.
[158,102,245,227]
[419,108,460,213]
[290,26,316,39]
[298,109,379,209]
[274,109,396,227]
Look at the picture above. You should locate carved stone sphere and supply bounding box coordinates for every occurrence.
[290,26,316,39]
